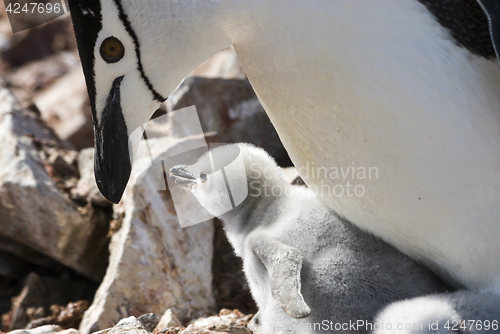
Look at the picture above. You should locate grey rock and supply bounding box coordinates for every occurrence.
[211,219,256,315]
[0,241,95,317]
[8,273,94,330]
[155,309,181,332]
[137,314,160,333]
[191,310,252,333]
[7,324,62,334]
[0,12,12,53]
[89,329,110,334]
[225,327,252,334]
[5,51,80,103]
[0,236,71,271]
[56,330,79,334]
[0,88,108,281]
[79,135,216,334]
[1,16,75,68]
[71,148,110,207]
[25,300,90,330]
[0,250,31,281]
[177,326,219,334]
[34,66,93,149]
[107,317,148,334]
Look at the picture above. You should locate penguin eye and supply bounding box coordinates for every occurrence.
[200,172,207,183]
[100,37,124,63]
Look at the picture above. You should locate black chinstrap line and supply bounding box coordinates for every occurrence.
[112,0,167,103]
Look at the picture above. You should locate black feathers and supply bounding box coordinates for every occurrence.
[418,0,496,59]
[68,0,102,126]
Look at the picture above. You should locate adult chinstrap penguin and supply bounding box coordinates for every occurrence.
[69,0,500,295]
[170,143,447,334]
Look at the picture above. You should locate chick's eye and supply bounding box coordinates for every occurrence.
[200,172,207,183]
[100,37,124,63]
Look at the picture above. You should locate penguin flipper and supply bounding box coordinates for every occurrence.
[248,233,311,319]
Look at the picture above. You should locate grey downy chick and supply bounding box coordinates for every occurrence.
[170,143,446,334]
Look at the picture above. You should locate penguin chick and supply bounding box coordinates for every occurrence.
[170,143,447,334]
[374,290,500,334]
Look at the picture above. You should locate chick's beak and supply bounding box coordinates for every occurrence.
[169,164,197,187]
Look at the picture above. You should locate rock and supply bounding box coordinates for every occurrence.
[4,0,67,33]
[70,148,110,208]
[8,273,93,330]
[25,300,90,330]
[211,220,255,314]
[191,310,252,333]
[79,134,216,334]
[56,329,79,334]
[4,52,80,103]
[159,329,182,334]
[188,47,245,79]
[33,66,93,149]
[54,299,90,327]
[89,329,110,334]
[7,324,62,334]
[0,250,34,315]
[1,16,76,69]
[166,77,291,167]
[177,326,220,334]
[154,309,181,332]
[137,314,160,333]
[0,87,109,281]
[107,317,148,334]
[0,12,12,57]
[0,236,98,292]
[224,328,251,334]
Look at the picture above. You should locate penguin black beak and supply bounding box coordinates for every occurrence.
[169,164,197,187]
[94,76,131,204]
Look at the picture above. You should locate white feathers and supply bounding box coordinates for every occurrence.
[374,291,500,334]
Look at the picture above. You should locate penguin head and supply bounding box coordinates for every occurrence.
[170,143,286,217]
[69,0,231,203]
[169,144,247,217]
[169,160,220,214]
